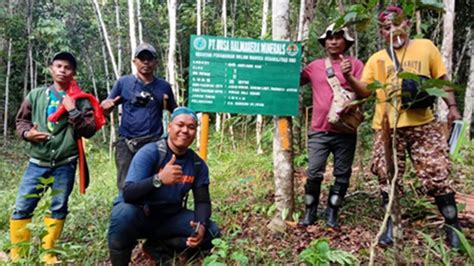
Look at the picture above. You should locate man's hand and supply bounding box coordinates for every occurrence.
[340,54,352,77]
[186,221,205,248]
[159,154,183,185]
[447,105,462,127]
[63,95,76,111]
[100,96,121,113]
[25,124,51,143]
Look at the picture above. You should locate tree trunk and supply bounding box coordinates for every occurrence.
[94,0,118,154]
[437,0,455,126]
[115,0,122,75]
[415,11,422,35]
[231,0,237,37]
[221,0,227,37]
[197,0,201,35]
[441,0,455,80]
[128,0,137,74]
[3,39,12,141]
[23,57,28,98]
[33,57,38,88]
[102,40,117,156]
[296,0,305,41]
[252,0,268,137]
[215,0,229,133]
[196,0,202,149]
[464,40,473,139]
[453,28,471,81]
[92,0,120,79]
[268,0,294,232]
[261,0,269,38]
[87,58,107,143]
[136,0,143,43]
[294,0,314,153]
[167,0,179,103]
[27,0,34,91]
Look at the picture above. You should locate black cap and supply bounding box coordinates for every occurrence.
[134,43,158,58]
[51,52,77,71]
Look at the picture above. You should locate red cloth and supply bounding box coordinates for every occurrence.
[47,80,106,130]
[47,80,105,194]
[76,138,89,194]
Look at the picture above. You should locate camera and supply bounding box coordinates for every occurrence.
[132,91,154,106]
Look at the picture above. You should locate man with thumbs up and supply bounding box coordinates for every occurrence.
[299,23,365,228]
[107,107,220,265]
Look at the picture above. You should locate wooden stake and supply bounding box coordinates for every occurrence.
[199,113,210,161]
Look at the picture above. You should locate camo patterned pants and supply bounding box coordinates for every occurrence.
[371,121,453,196]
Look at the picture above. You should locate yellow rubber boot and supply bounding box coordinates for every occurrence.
[9,218,32,262]
[41,217,65,264]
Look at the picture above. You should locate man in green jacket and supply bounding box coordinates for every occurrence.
[10,52,97,263]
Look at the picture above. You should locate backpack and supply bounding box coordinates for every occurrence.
[385,48,436,109]
[155,138,202,207]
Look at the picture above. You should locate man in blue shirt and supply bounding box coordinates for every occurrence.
[107,107,220,265]
[101,43,177,190]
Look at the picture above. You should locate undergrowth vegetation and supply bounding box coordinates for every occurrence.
[0,129,473,264]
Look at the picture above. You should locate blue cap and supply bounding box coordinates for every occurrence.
[171,107,198,122]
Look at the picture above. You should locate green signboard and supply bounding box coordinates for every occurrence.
[188,35,302,116]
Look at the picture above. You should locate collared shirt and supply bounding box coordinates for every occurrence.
[108,75,177,138]
[301,56,364,133]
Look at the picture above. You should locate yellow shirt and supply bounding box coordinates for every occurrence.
[361,39,447,129]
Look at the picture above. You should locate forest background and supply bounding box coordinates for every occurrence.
[0,0,473,264]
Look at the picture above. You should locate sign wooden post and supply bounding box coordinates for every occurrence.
[199,113,210,160]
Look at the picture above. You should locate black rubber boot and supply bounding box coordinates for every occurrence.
[109,249,132,266]
[435,193,462,249]
[378,192,394,247]
[143,239,174,265]
[299,179,322,226]
[325,182,348,228]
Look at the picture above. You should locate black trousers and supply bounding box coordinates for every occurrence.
[307,131,357,185]
[115,135,161,190]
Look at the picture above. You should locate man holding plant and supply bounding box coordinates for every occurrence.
[346,5,463,248]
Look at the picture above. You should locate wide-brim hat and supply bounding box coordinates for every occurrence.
[318,23,355,51]
[134,42,158,58]
[51,51,77,71]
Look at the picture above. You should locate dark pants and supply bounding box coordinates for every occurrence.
[115,135,160,190]
[307,131,357,185]
[107,202,220,264]
[114,140,134,191]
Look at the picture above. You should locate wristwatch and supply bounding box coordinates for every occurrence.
[152,174,162,188]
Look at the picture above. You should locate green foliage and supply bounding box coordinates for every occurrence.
[334,4,373,31]
[299,238,358,266]
[449,226,473,262]
[420,231,453,265]
[202,238,250,266]
[294,152,308,168]
[400,193,436,221]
